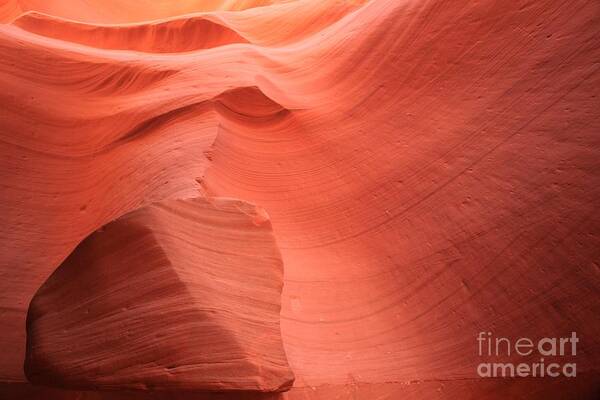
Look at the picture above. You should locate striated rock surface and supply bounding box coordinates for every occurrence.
[0,0,599,399]
[25,197,293,392]
[12,12,252,52]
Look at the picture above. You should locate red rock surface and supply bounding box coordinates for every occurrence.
[25,197,293,392]
[0,0,599,399]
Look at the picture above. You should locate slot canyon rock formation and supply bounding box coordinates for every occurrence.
[0,0,599,399]
[25,198,293,392]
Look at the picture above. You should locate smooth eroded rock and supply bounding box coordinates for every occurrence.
[25,197,293,392]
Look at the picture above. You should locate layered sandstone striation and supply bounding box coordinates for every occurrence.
[25,197,293,392]
[0,0,599,399]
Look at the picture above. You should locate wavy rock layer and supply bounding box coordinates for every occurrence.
[12,12,251,52]
[1,0,599,399]
[26,197,293,392]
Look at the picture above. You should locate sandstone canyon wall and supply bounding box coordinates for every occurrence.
[0,0,599,399]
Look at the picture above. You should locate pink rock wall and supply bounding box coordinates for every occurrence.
[0,0,598,398]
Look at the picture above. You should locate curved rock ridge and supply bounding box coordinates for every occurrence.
[214,86,290,118]
[0,0,599,398]
[0,12,295,379]
[25,197,294,392]
[12,12,250,52]
[7,0,367,51]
